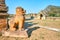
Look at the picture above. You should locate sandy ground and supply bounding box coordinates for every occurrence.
[0,19,60,40]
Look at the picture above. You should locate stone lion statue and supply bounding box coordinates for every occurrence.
[8,7,26,31]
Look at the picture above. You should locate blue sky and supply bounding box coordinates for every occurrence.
[5,0,60,14]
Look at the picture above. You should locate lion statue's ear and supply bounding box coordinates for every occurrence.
[22,10,26,14]
[24,10,26,13]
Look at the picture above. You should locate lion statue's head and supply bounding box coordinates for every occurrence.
[16,7,26,15]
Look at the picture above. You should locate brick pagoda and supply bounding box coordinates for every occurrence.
[0,0,8,31]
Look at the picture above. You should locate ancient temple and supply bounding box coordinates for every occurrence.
[0,0,8,30]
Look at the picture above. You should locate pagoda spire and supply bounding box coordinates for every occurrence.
[0,0,8,12]
[0,0,5,4]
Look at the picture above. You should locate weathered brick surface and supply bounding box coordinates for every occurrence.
[0,0,8,31]
[0,19,7,30]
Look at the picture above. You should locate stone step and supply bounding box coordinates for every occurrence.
[2,30,28,38]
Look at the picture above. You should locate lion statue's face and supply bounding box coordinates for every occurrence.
[16,7,26,15]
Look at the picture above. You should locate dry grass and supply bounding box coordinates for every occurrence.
[35,19,60,29]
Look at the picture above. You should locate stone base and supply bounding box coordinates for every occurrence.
[2,30,28,38]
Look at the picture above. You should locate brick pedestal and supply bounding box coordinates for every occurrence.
[0,14,8,31]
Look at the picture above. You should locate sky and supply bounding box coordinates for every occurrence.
[5,0,60,14]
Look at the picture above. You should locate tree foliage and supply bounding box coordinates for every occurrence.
[45,5,60,17]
